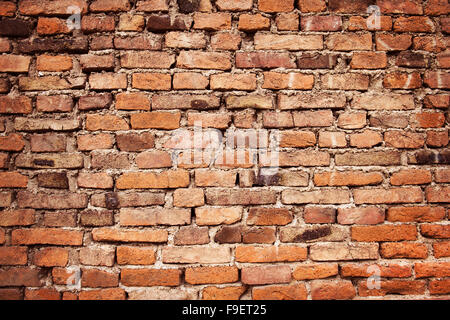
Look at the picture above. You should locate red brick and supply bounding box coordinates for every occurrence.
[327,33,372,51]
[130,112,181,129]
[0,96,32,114]
[79,247,115,266]
[25,288,60,300]
[0,267,42,287]
[311,280,356,300]
[33,248,68,267]
[303,207,336,224]
[263,72,314,90]
[424,71,450,89]
[77,133,114,151]
[384,131,425,149]
[177,51,231,70]
[0,54,31,73]
[337,207,385,225]
[185,266,238,284]
[82,269,118,288]
[12,228,83,245]
[0,246,28,265]
[238,14,270,31]
[359,280,426,297]
[79,54,114,72]
[314,171,383,187]
[387,206,445,223]
[293,263,338,280]
[117,246,155,265]
[81,15,115,33]
[377,0,423,14]
[351,52,387,69]
[115,35,162,50]
[78,172,113,189]
[211,33,241,50]
[390,169,432,185]
[430,280,450,295]
[376,34,412,51]
[0,209,34,226]
[352,225,417,242]
[383,72,422,89]
[321,73,369,90]
[135,151,172,168]
[36,95,73,113]
[119,14,145,31]
[241,266,291,285]
[247,208,292,226]
[132,73,171,90]
[89,73,127,90]
[236,52,295,69]
[421,224,450,239]
[79,288,125,300]
[394,17,435,33]
[253,284,307,300]
[425,186,450,203]
[341,263,412,278]
[434,242,450,258]
[202,286,246,300]
[380,242,428,259]
[0,288,22,300]
[210,73,257,90]
[121,268,181,286]
[276,12,299,31]
[0,134,25,151]
[90,0,131,12]
[116,132,155,152]
[415,262,450,278]
[236,246,306,263]
[92,227,168,243]
[86,114,129,131]
[0,172,28,188]
[37,18,70,35]
[193,13,231,30]
[116,170,189,189]
[18,0,88,15]
[301,16,342,31]
[255,34,323,50]
[298,0,325,12]
[348,16,392,31]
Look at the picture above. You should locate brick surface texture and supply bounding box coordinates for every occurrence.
[0,0,449,300]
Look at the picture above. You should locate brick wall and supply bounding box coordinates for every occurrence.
[0,0,449,300]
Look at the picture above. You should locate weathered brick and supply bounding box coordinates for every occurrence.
[253,284,307,300]
[0,209,34,226]
[255,34,323,51]
[162,247,230,264]
[352,225,417,242]
[92,227,168,243]
[293,263,338,280]
[12,228,83,245]
[0,246,28,265]
[236,246,307,263]
[185,266,238,284]
[79,247,115,266]
[311,280,356,300]
[337,207,385,225]
[381,242,428,259]
[241,266,291,285]
[195,207,242,225]
[358,280,426,297]
[310,243,379,261]
[33,248,68,267]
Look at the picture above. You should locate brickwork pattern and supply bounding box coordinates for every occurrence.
[0,0,449,300]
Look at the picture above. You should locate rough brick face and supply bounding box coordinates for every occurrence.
[0,0,446,302]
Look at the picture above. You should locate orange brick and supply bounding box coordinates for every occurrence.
[381,242,428,259]
[185,266,238,284]
[253,284,307,300]
[120,268,181,286]
[236,246,307,263]
[311,280,356,300]
[352,225,417,242]
[293,263,338,280]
